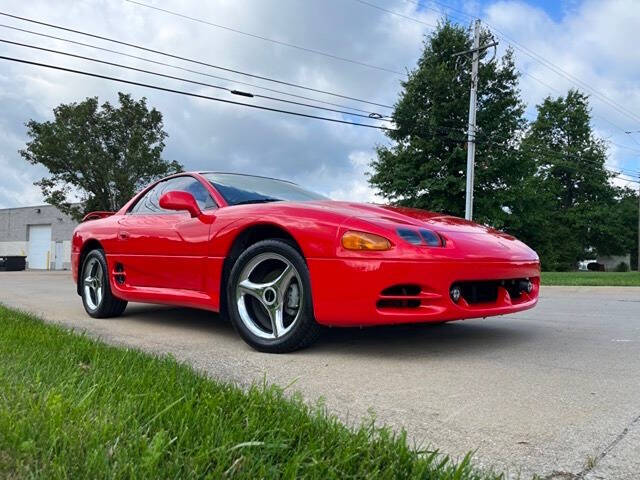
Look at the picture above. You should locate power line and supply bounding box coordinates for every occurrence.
[123,0,404,76]
[0,11,395,110]
[0,23,389,118]
[0,52,479,141]
[0,54,395,131]
[520,70,640,153]
[417,0,640,126]
[397,0,640,126]
[352,0,438,28]
[369,1,640,153]
[6,52,630,183]
[623,130,640,148]
[610,141,640,154]
[395,1,640,151]
[0,38,394,122]
[377,1,640,148]
[487,27,640,126]
[474,128,640,172]
[400,0,472,26]
[473,132,640,179]
[357,4,640,174]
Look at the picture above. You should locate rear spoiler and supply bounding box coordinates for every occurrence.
[82,211,116,222]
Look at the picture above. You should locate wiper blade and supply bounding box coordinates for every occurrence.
[231,198,282,206]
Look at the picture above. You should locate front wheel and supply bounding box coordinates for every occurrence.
[81,249,127,318]
[227,239,321,353]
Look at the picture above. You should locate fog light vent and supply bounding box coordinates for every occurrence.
[450,285,461,303]
[519,279,533,294]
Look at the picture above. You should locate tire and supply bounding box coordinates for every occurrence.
[81,249,127,318]
[227,239,322,353]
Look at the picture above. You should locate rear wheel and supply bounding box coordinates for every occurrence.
[227,239,321,353]
[81,249,127,318]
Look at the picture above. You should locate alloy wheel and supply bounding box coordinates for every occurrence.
[83,257,104,310]
[235,252,303,340]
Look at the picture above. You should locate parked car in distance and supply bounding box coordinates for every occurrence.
[72,172,540,353]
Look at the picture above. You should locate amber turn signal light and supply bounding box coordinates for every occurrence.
[341,231,391,251]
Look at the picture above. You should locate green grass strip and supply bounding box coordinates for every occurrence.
[541,271,640,287]
[0,305,500,479]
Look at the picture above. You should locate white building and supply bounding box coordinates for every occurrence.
[0,204,78,270]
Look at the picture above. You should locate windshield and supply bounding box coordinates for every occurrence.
[203,173,327,206]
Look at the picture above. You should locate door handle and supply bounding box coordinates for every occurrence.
[118,231,130,239]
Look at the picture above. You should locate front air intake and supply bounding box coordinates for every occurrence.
[451,278,533,305]
[380,284,421,296]
[377,284,422,309]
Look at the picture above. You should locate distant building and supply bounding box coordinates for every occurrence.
[597,254,631,272]
[0,205,78,270]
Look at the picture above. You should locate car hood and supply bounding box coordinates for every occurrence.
[302,201,538,262]
[307,201,499,234]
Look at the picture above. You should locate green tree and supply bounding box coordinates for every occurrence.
[20,93,182,220]
[369,21,528,229]
[519,90,621,270]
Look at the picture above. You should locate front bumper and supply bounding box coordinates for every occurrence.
[307,258,540,327]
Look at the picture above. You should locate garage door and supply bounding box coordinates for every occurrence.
[28,225,52,270]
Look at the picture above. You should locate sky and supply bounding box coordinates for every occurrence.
[0,0,639,209]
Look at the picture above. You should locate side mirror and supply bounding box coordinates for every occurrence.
[159,191,202,218]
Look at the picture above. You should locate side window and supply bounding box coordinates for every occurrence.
[178,177,217,211]
[129,182,166,214]
[129,176,216,214]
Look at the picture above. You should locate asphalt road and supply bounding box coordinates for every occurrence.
[1,271,639,479]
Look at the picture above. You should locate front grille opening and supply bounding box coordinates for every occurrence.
[377,298,421,309]
[453,278,530,304]
[460,282,498,304]
[502,279,523,300]
[380,284,421,296]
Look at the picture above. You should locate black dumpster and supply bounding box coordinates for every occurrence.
[0,256,27,271]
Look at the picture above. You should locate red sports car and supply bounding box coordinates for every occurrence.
[72,172,540,353]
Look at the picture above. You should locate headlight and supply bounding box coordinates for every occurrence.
[341,231,391,251]
[396,227,444,247]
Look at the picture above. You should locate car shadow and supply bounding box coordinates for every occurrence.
[311,319,538,359]
[118,304,237,340]
[116,304,539,359]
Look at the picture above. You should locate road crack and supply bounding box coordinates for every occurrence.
[541,411,640,479]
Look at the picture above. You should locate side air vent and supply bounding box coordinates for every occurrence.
[114,263,125,285]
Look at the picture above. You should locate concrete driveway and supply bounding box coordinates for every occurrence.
[1,271,639,479]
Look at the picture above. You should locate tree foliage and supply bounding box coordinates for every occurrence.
[370,22,528,229]
[519,90,626,270]
[20,93,183,220]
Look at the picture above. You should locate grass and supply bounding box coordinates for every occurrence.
[0,305,500,480]
[541,271,640,287]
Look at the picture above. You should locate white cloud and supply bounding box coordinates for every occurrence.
[0,0,638,210]
[328,151,384,203]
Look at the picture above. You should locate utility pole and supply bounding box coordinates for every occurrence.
[452,20,498,221]
[465,20,480,221]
